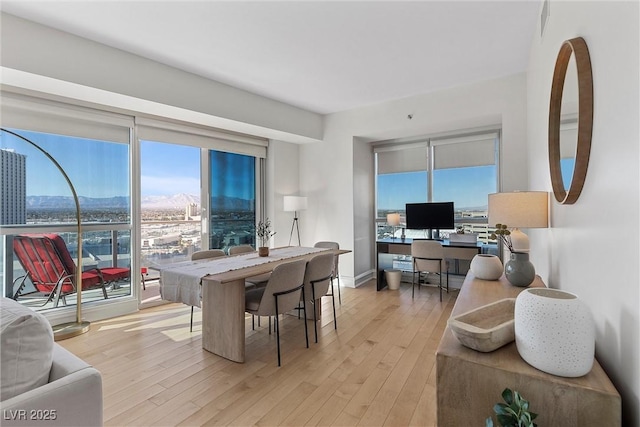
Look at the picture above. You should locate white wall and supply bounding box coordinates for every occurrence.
[266,140,303,248]
[527,2,639,424]
[300,73,529,285]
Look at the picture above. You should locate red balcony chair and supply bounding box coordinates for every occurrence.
[12,234,130,307]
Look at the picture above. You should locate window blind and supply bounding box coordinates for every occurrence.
[0,92,133,143]
[431,132,498,169]
[376,145,428,174]
[136,117,268,158]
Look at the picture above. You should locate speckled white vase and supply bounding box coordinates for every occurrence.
[515,288,595,377]
[469,254,503,280]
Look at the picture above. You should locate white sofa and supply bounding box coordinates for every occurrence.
[0,297,103,427]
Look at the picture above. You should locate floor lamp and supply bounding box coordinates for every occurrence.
[284,196,307,246]
[2,128,90,340]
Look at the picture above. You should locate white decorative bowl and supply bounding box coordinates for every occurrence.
[448,298,516,352]
[470,254,503,280]
[515,288,595,377]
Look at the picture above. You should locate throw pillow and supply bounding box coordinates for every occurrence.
[0,297,54,401]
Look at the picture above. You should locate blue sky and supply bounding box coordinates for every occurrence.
[377,166,498,210]
[141,140,200,196]
[1,132,253,199]
[2,129,129,198]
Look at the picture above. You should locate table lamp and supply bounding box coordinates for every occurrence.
[488,191,549,253]
[284,195,307,246]
[386,213,401,240]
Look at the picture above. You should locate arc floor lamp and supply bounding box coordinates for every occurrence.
[2,128,89,340]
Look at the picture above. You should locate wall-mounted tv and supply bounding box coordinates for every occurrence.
[405,202,455,231]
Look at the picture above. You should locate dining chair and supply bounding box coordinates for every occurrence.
[228,245,255,255]
[313,241,341,304]
[301,252,337,343]
[228,244,271,288]
[189,249,227,332]
[411,240,449,301]
[244,259,308,366]
[192,249,226,260]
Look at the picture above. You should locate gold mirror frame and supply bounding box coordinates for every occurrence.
[548,37,593,204]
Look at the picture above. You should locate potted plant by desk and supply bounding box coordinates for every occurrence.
[256,218,276,257]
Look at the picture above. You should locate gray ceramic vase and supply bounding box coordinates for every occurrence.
[504,252,535,287]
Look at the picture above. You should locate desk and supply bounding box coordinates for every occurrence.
[436,272,620,426]
[376,238,494,291]
[162,246,350,363]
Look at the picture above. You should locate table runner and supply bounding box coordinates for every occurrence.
[159,246,328,307]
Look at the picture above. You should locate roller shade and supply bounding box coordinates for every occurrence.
[136,117,267,158]
[1,92,133,143]
[432,132,498,169]
[377,146,428,174]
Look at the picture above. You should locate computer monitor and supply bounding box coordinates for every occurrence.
[405,202,455,233]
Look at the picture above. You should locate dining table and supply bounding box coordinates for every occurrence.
[159,246,350,362]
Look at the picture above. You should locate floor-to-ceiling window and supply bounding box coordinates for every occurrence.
[375,130,499,242]
[1,94,267,318]
[136,119,266,305]
[1,93,133,311]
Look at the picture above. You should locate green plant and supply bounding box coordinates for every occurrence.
[256,218,276,247]
[490,224,514,252]
[486,388,537,427]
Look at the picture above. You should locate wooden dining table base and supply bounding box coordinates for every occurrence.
[201,277,246,363]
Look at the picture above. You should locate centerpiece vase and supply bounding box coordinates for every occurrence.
[504,252,535,287]
[258,247,269,257]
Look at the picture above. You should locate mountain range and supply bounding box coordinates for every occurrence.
[26,193,252,211]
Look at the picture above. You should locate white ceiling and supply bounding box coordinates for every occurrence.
[1,1,541,115]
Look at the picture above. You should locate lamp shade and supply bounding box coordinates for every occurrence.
[283,196,307,212]
[488,192,548,228]
[386,213,401,226]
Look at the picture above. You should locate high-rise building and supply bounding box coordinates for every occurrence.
[184,203,199,220]
[1,149,26,225]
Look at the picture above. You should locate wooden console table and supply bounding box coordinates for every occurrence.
[436,272,620,426]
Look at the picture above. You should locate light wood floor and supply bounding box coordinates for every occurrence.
[59,279,457,426]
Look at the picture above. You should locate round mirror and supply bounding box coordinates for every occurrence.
[548,37,593,204]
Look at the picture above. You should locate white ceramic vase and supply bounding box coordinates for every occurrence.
[469,254,503,280]
[515,288,595,377]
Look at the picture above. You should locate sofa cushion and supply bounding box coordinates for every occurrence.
[1,297,54,401]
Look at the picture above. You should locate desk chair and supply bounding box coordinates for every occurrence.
[314,241,341,304]
[189,249,227,332]
[245,259,308,366]
[411,240,449,301]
